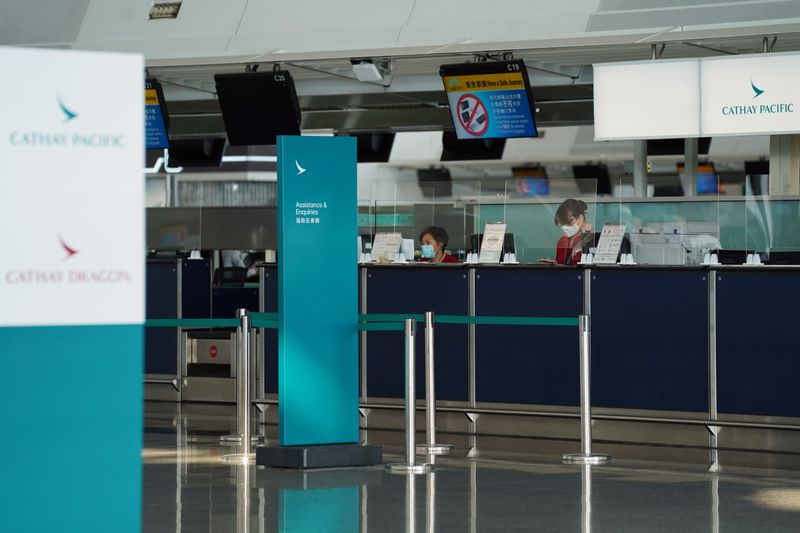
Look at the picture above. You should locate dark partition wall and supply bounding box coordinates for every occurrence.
[475,267,582,406]
[261,265,279,394]
[365,266,469,401]
[146,261,179,375]
[716,269,800,417]
[181,259,211,318]
[591,268,708,412]
[146,258,211,375]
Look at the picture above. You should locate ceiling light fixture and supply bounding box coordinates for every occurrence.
[149,1,182,20]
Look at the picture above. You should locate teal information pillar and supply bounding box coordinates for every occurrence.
[277,135,358,446]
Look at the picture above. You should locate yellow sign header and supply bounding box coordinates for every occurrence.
[145,88,159,106]
[443,72,526,93]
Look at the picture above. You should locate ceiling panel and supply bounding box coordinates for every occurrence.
[588,1,800,31]
[0,0,90,46]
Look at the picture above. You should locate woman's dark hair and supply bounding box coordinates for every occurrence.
[419,226,449,250]
[554,199,588,226]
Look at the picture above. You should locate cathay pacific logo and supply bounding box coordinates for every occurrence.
[7,94,126,149]
[720,79,794,117]
[750,80,765,99]
[58,98,79,122]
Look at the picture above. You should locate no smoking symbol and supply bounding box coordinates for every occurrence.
[456,94,488,136]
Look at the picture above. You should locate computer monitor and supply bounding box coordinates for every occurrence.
[439,60,538,140]
[214,71,301,146]
[677,162,719,195]
[440,132,506,161]
[512,167,549,196]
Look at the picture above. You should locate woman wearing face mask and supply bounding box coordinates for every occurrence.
[418,226,460,263]
[554,199,594,265]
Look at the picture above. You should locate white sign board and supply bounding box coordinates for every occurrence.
[478,222,507,264]
[701,52,800,136]
[593,59,700,141]
[593,223,626,264]
[371,232,402,262]
[0,48,144,327]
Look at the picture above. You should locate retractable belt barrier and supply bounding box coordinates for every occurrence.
[145,310,606,467]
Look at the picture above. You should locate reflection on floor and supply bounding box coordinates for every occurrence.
[144,402,800,532]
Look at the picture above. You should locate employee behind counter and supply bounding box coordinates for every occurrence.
[418,226,460,264]
[540,198,629,265]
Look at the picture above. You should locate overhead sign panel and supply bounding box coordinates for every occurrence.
[440,60,538,140]
[701,52,800,136]
[593,59,701,141]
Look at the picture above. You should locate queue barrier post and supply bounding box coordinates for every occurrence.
[562,314,610,465]
[223,309,263,462]
[417,311,451,456]
[386,319,432,474]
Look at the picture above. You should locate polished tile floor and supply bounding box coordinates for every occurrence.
[143,403,800,532]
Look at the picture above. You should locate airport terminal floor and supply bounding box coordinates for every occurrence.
[144,402,800,532]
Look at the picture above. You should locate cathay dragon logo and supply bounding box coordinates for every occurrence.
[58,235,79,259]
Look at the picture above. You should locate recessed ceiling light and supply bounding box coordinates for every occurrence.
[149,2,182,20]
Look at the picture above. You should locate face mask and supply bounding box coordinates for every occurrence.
[561,224,580,238]
[421,244,435,258]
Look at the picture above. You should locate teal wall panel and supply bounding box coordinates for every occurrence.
[0,325,142,533]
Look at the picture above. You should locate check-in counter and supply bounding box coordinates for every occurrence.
[253,262,800,457]
[145,257,211,400]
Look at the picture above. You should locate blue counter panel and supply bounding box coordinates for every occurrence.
[262,266,279,394]
[716,270,800,417]
[475,268,582,406]
[591,269,708,413]
[365,267,469,401]
[212,287,260,319]
[146,261,178,374]
[181,259,211,318]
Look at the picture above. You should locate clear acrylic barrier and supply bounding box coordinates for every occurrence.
[742,176,800,263]
[369,180,478,262]
[493,178,598,264]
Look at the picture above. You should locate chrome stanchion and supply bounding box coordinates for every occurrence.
[562,315,610,465]
[221,309,263,447]
[387,319,432,474]
[417,312,451,455]
[224,309,258,463]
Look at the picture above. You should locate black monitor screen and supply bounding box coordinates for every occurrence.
[167,138,227,168]
[417,168,452,198]
[572,164,611,195]
[647,137,711,156]
[354,132,395,162]
[214,71,301,146]
[440,131,506,161]
[439,60,538,140]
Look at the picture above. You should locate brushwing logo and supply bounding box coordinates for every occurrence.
[719,78,794,117]
[58,235,79,259]
[7,94,125,149]
[295,159,306,175]
[58,98,79,122]
[750,80,765,99]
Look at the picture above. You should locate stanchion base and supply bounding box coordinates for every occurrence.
[416,443,452,456]
[222,453,255,464]
[561,453,611,465]
[386,463,433,474]
[220,434,265,444]
[256,444,382,469]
